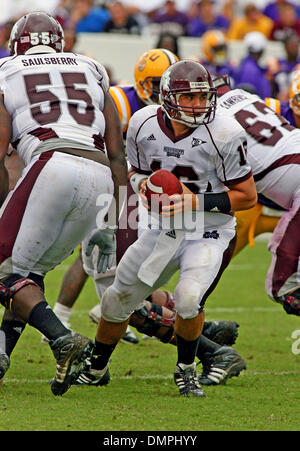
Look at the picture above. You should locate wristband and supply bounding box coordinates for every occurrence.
[197,192,231,213]
[130,173,147,194]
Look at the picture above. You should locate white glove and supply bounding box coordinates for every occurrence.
[85,228,116,273]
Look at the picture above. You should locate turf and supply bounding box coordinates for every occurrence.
[1,240,300,432]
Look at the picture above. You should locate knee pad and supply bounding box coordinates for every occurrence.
[132,304,175,343]
[0,274,43,310]
[100,285,133,322]
[174,279,203,319]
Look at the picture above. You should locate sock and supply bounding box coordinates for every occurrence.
[0,320,26,356]
[176,334,200,366]
[90,339,117,370]
[28,301,71,342]
[196,335,221,361]
[53,303,72,325]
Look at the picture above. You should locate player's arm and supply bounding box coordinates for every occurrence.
[0,93,11,206]
[225,176,257,211]
[126,111,152,203]
[161,177,257,216]
[84,92,127,274]
[103,91,128,223]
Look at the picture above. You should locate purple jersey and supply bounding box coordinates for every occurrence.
[109,85,141,135]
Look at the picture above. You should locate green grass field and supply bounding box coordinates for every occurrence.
[1,239,300,432]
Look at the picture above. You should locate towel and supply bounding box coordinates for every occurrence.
[138,229,185,286]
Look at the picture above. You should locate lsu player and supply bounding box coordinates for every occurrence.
[215,77,300,317]
[265,69,300,129]
[196,29,238,86]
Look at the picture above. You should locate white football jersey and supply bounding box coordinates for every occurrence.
[217,89,300,209]
[0,52,109,165]
[126,105,252,233]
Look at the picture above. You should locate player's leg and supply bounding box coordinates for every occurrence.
[0,153,112,394]
[174,232,246,391]
[266,202,300,315]
[79,229,179,384]
[40,250,88,344]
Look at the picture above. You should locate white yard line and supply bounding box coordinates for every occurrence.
[3,370,300,385]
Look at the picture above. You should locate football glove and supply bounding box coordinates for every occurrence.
[85,228,116,273]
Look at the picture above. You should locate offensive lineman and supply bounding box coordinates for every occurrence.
[0,12,127,396]
[83,60,257,397]
[216,78,300,315]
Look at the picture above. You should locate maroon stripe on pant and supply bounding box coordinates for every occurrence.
[271,207,300,299]
[116,181,138,265]
[200,233,237,308]
[0,151,54,265]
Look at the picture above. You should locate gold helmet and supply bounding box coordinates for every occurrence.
[289,69,300,116]
[201,30,228,65]
[134,48,178,105]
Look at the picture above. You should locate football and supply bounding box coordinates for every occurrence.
[144,169,183,211]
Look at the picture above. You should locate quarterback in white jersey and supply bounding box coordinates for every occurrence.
[216,82,300,315]
[0,12,127,395]
[90,60,256,398]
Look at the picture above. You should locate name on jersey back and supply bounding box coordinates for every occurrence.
[21,56,78,67]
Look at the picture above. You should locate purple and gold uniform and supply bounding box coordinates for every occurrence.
[109,85,141,135]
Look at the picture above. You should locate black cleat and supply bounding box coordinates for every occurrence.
[202,320,239,346]
[121,327,139,344]
[73,360,110,386]
[174,362,206,398]
[0,353,10,380]
[50,332,94,396]
[199,346,246,386]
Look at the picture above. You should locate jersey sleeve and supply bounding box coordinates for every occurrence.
[126,113,152,175]
[84,55,110,93]
[265,97,281,114]
[214,123,252,186]
[109,86,131,133]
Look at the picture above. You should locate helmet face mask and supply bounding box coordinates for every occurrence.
[160,60,217,127]
[212,44,228,65]
[134,48,179,105]
[9,11,65,56]
[139,76,161,105]
[202,30,228,65]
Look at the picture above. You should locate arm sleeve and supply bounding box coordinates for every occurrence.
[126,115,152,175]
[214,128,252,186]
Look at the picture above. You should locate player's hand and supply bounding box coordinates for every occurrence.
[139,179,150,211]
[85,228,116,273]
[161,183,199,216]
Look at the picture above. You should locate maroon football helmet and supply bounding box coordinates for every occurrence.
[160,60,217,127]
[9,11,64,56]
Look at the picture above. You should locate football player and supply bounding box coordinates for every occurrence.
[48,48,179,345]
[84,60,256,397]
[215,76,300,317]
[0,12,127,396]
[265,69,300,128]
[50,48,240,357]
[198,29,238,86]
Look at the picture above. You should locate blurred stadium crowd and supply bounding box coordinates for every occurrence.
[1,1,300,101]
